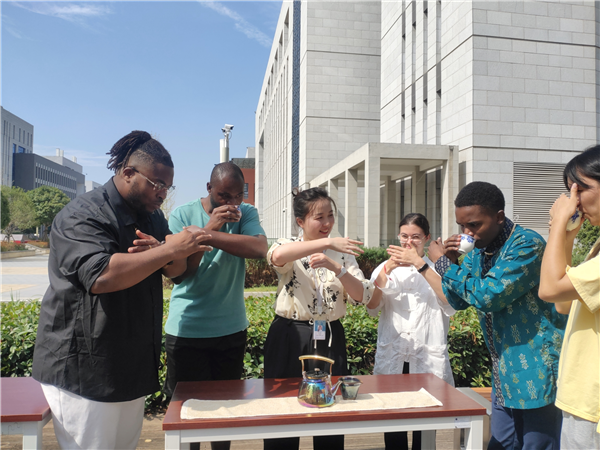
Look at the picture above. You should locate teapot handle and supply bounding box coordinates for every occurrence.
[299,355,335,373]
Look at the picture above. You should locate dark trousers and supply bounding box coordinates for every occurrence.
[384,362,422,450]
[165,330,247,450]
[488,389,562,450]
[263,316,347,450]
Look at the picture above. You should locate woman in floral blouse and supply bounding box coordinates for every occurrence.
[263,187,381,450]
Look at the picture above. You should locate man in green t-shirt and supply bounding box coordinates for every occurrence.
[165,162,267,450]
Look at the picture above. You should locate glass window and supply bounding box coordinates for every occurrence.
[244,183,249,199]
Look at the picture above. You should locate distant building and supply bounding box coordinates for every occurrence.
[1,107,34,187]
[256,1,593,245]
[85,180,102,192]
[13,150,85,200]
[232,153,256,206]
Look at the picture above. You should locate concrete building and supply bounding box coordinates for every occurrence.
[85,180,102,192]
[13,150,85,200]
[1,107,34,188]
[256,0,592,246]
[231,155,256,206]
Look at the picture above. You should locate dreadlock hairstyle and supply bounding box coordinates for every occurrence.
[106,130,173,173]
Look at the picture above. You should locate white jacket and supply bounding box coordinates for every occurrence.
[369,258,456,386]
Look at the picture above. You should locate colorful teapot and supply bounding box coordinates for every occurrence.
[297,355,342,408]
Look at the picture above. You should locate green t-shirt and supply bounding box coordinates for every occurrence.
[165,199,265,338]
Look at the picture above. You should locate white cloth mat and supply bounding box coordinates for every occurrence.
[181,388,442,420]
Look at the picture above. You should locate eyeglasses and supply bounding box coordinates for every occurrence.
[398,234,425,245]
[129,167,175,193]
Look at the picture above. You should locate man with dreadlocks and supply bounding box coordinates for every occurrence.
[32,131,211,450]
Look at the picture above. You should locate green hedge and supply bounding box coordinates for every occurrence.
[1,295,490,413]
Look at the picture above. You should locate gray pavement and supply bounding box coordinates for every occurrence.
[1,255,50,301]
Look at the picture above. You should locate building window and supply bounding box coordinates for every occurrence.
[244,183,249,199]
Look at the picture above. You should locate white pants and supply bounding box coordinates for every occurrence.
[41,383,145,450]
[561,411,600,450]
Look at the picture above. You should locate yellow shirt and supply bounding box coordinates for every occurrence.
[556,241,600,432]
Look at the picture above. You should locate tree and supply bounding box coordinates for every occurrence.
[1,189,10,231]
[27,186,70,239]
[1,186,37,242]
[160,191,177,221]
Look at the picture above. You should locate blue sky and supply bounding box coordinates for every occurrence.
[2,0,281,207]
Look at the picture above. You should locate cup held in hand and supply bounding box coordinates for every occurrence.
[458,234,475,255]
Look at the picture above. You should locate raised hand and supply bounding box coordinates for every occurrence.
[128,229,162,253]
[386,245,415,267]
[427,238,446,263]
[549,184,581,236]
[205,204,241,230]
[328,237,364,256]
[309,253,340,274]
[166,228,213,258]
[442,235,462,264]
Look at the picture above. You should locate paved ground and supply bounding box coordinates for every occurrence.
[0,414,458,449]
[1,255,50,301]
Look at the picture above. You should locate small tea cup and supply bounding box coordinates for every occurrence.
[339,376,362,400]
[458,234,475,255]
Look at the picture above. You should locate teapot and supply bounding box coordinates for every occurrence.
[297,355,342,408]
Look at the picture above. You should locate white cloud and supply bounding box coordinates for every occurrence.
[200,1,272,48]
[12,2,112,25]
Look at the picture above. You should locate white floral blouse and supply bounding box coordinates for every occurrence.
[267,238,375,322]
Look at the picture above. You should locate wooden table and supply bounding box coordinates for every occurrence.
[1,377,52,449]
[163,374,486,450]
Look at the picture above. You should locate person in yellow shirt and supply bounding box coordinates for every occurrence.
[539,145,600,449]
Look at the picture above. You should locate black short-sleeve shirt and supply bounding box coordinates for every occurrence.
[32,178,170,402]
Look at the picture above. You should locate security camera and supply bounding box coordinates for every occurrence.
[223,124,234,131]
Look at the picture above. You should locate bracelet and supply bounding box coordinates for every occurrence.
[336,266,347,279]
[417,262,429,273]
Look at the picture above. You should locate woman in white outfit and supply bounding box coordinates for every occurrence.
[367,213,455,450]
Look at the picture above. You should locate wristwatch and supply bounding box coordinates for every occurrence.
[336,266,347,278]
[417,262,429,273]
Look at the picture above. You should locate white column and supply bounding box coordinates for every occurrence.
[327,178,341,238]
[382,176,397,244]
[411,167,427,216]
[345,169,358,239]
[364,154,381,248]
[441,146,459,239]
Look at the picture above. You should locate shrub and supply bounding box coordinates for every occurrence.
[27,241,49,248]
[245,258,278,288]
[1,301,40,377]
[1,296,491,413]
[0,242,27,252]
[355,246,388,279]
[448,307,491,387]
[572,221,600,267]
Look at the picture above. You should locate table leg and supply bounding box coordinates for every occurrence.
[464,416,484,450]
[21,421,45,450]
[421,429,436,449]
[165,430,190,450]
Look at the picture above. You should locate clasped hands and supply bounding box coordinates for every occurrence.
[128,226,213,256]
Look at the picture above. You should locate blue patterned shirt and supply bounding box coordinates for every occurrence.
[438,224,567,409]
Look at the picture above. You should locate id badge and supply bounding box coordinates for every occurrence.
[313,320,326,340]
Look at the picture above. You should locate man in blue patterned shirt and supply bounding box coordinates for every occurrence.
[427,182,567,449]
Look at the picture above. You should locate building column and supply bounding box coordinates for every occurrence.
[411,167,427,216]
[364,154,381,248]
[327,178,341,237]
[345,168,358,239]
[441,146,459,239]
[382,176,397,244]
